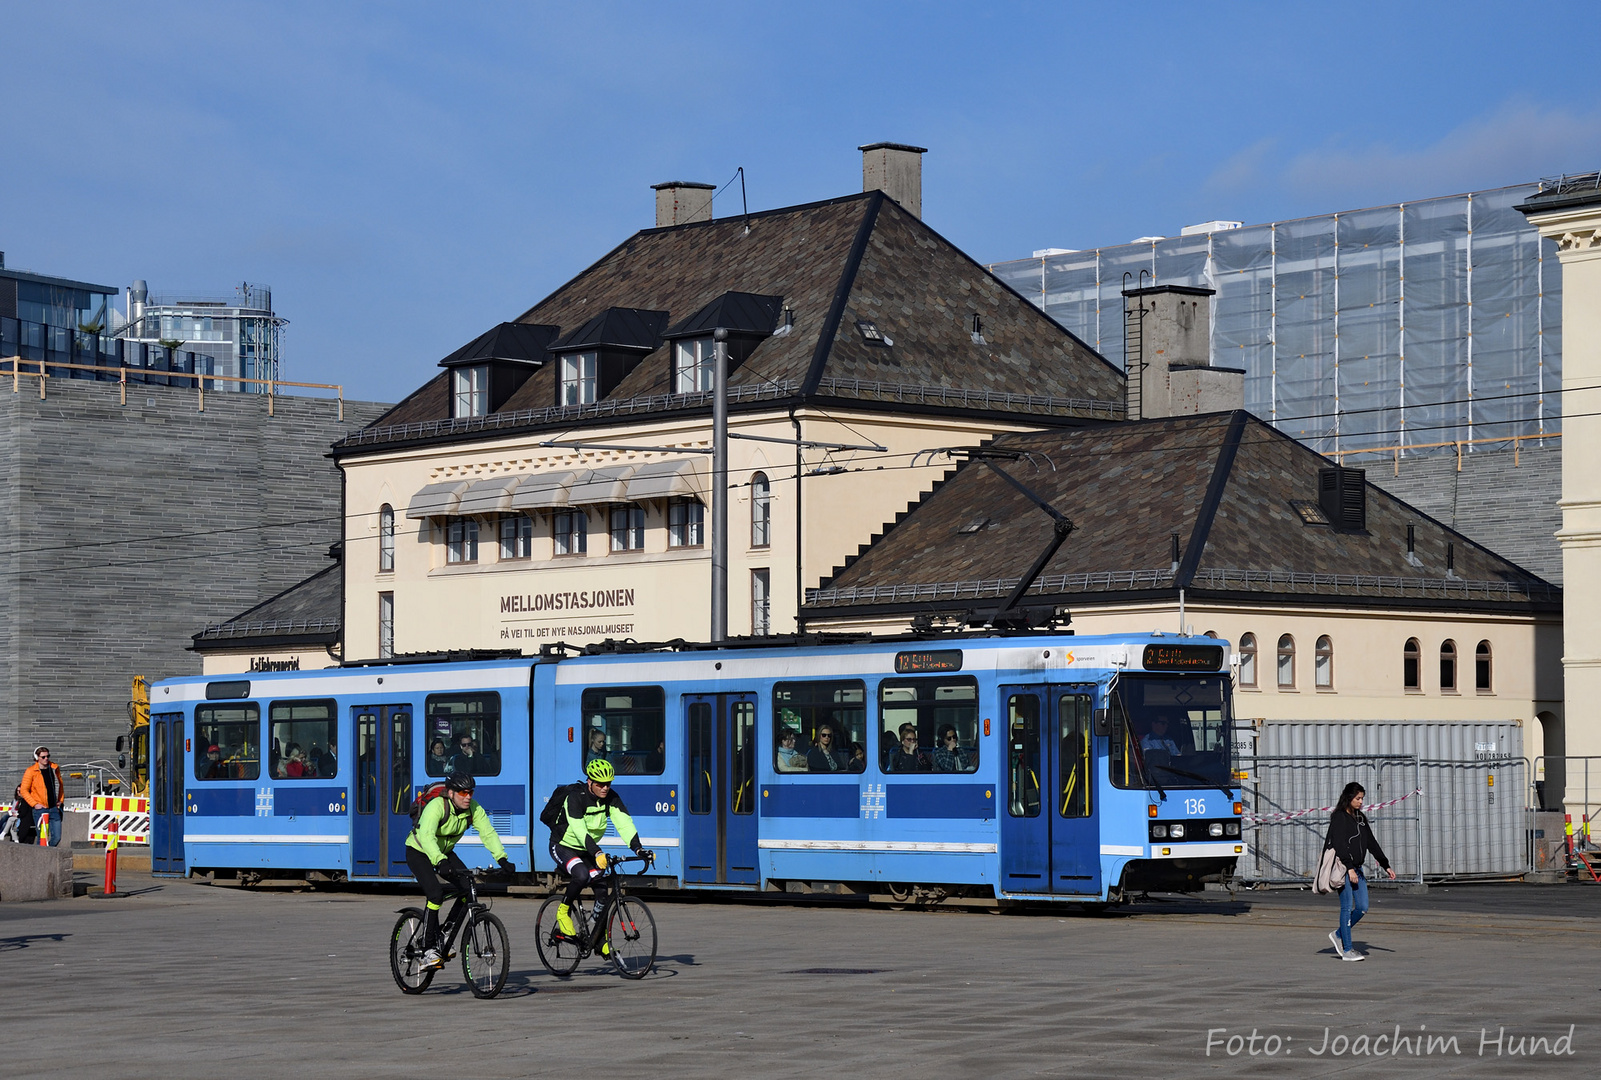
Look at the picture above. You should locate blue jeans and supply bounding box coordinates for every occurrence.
[1337,867,1368,951]
[30,806,62,846]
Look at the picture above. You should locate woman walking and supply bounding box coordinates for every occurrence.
[1325,782,1396,961]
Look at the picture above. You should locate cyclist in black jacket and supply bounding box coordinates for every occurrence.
[548,758,651,945]
[1324,782,1396,961]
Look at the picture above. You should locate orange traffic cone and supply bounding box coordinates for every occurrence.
[93,818,124,899]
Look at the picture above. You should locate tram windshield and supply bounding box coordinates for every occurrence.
[1109,675,1233,792]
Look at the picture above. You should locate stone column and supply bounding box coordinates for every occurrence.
[1520,179,1601,814]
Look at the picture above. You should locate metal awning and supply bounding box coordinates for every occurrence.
[509,469,581,511]
[457,475,523,516]
[625,457,708,501]
[406,479,471,519]
[566,466,636,505]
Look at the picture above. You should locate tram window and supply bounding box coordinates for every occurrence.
[773,680,866,773]
[1006,694,1041,817]
[425,693,502,777]
[1058,694,1092,818]
[356,713,377,815]
[731,700,756,815]
[1110,676,1232,791]
[580,686,665,776]
[687,702,712,814]
[267,699,338,780]
[879,677,979,774]
[153,727,167,814]
[195,703,261,781]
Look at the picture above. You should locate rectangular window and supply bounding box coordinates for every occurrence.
[499,513,532,559]
[668,498,703,547]
[673,338,714,393]
[751,569,771,636]
[731,700,756,815]
[446,517,479,564]
[425,693,502,777]
[1006,694,1041,817]
[688,702,712,814]
[379,505,395,572]
[880,677,979,774]
[356,713,376,814]
[268,699,338,780]
[554,509,588,556]
[581,686,666,776]
[560,351,597,405]
[452,365,488,417]
[1058,693,1093,818]
[1110,675,1232,791]
[610,504,645,551]
[194,702,261,781]
[773,680,866,773]
[378,592,394,659]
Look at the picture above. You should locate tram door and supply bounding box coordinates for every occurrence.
[998,685,1100,895]
[149,713,186,876]
[351,705,413,878]
[682,693,759,886]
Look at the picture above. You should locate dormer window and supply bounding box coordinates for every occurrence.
[561,351,598,405]
[673,338,715,393]
[452,365,488,417]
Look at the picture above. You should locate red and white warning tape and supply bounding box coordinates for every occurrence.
[1243,787,1422,825]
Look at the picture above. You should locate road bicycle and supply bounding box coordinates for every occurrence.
[535,852,657,979]
[391,868,511,998]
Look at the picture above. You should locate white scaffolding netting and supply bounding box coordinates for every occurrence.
[992,183,1561,458]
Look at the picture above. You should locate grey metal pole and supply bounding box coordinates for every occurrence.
[711,329,729,642]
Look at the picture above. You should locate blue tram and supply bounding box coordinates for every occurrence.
[146,632,1243,904]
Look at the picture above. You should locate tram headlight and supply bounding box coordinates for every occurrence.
[1225,822,1241,837]
[1169,823,1185,839]
[1208,822,1224,837]
[1149,824,1168,839]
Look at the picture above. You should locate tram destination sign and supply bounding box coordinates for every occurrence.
[1142,643,1225,671]
[894,649,964,674]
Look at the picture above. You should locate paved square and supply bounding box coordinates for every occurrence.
[0,874,1591,1077]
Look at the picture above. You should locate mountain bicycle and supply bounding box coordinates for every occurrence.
[534,852,657,979]
[391,867,511,998]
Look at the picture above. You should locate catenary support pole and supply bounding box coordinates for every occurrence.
[711,329,729,641]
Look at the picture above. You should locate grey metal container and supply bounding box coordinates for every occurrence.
[1237,720,1527,883]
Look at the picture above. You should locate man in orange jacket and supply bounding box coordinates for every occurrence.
[20,746,65,846]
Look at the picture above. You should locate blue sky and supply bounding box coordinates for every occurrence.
[4,1,1597,405]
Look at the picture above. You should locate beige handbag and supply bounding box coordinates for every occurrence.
[1312,844,1348,894]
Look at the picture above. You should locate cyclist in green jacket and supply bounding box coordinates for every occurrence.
[549,759,652,943]
[406,772,515,968]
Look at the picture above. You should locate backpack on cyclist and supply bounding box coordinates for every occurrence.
[539,781,584,838]
[409,781,450,830]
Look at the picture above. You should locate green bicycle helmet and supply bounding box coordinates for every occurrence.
[585,758,615,784]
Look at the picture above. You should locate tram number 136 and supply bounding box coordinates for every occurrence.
[1184,798,1206,815]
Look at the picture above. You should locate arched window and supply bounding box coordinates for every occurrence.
[1476,640,1493,692]
[1403,638,1421,691]
[751,473,771,548]
[1440,640,1457,692]
[1315,635,1333,689]
[1277,634,1295,688]
[1238,633,1257,688]
[379,504,395,572]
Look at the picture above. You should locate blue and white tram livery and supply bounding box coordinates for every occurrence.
[146,632,1243,903]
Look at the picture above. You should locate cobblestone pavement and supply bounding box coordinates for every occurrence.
[0,875,1593,1078]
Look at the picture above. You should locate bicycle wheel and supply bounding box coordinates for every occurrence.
[462,910,510,999]
[607,896,657,979]
[390,908,436,994]
[534,895,583,976]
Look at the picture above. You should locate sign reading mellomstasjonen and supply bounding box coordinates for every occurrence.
[500,588,636,614]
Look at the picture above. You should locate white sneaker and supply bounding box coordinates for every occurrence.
[1328,930,1342,952]
[1342,949,1366,962]
[421,948,444,969]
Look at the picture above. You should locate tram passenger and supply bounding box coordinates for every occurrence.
[428,738,450,774]
[281,743,313,778]
[848,742,866,772]
[888,724,932,772]
[583,728,609,768]
[548,759,652,946]
[202,744,228,779]
[933,725,973,772]
[447,735,484,776]
[406,772,515,969]
[776,729,807,772]
[806,725,850,772]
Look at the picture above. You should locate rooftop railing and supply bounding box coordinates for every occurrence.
[194,618,342,640]
[2,354,344,419]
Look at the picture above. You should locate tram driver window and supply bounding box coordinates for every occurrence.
[880,677,979,773]
[1109,676,1232,791]
[425,693,502,777]
[580,686,666,776]
[268,699,338,780]
[194,703,261,781]
[773,680,866,773]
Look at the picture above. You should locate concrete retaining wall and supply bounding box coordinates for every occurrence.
[0,843,73,902]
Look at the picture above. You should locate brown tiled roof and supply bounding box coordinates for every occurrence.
[806,411,1559,618]
[335,193,1125,455]
[191,563,342,650]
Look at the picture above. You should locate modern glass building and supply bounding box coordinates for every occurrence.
[990,183,1561,458]
[118,281,286,392]
[0,257,118,331]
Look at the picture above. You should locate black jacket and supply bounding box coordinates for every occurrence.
[1325,807,1390,872]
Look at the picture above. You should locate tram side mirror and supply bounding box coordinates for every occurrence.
[1093,708,1110,737]
[115,735,126,752]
